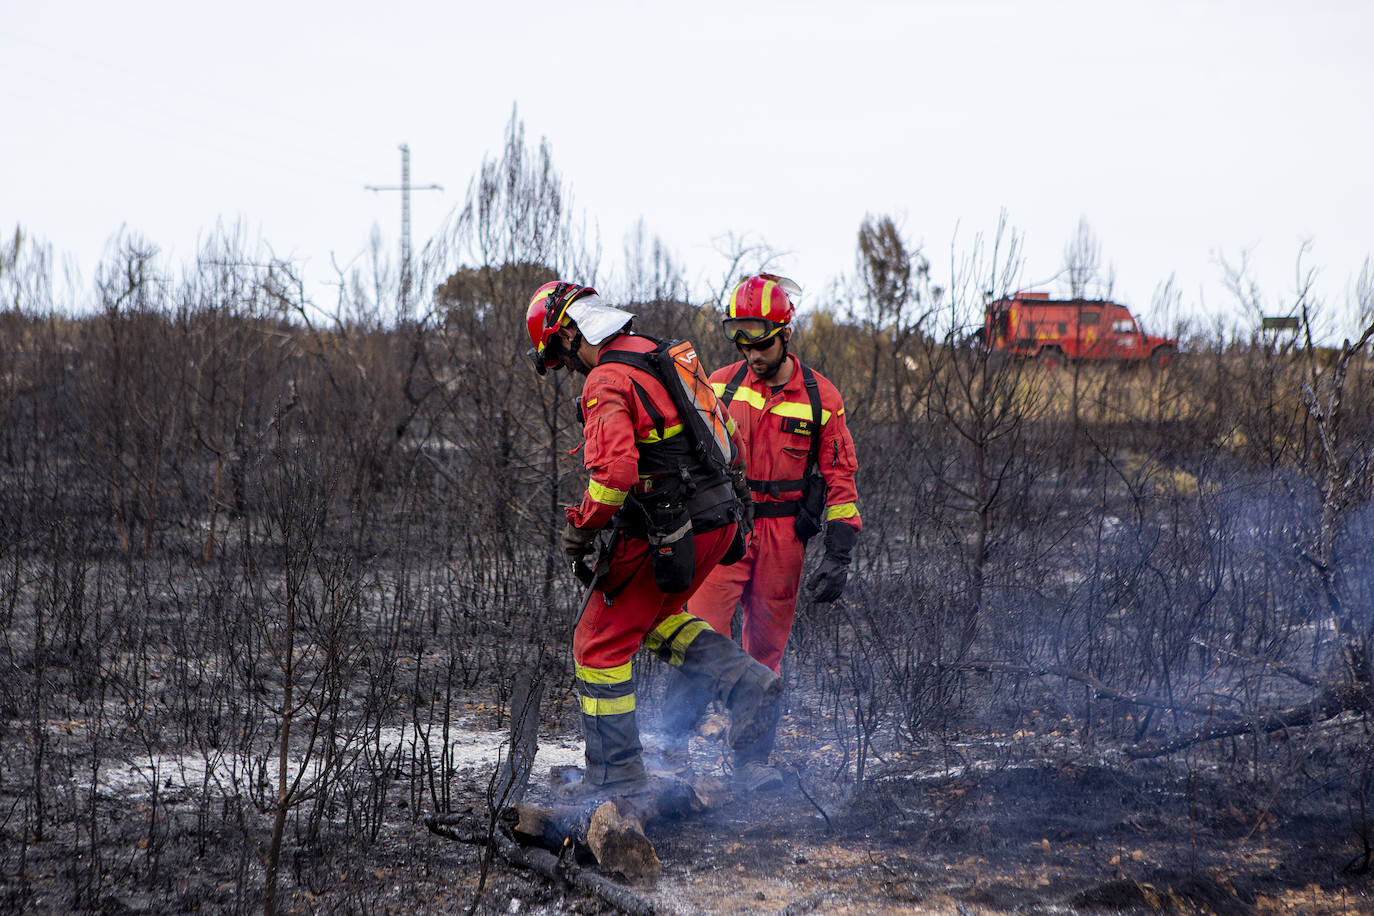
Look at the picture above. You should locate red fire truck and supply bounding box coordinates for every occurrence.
[979,292,1177,369]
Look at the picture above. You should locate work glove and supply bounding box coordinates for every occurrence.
[563,522,600,586]
[730,466,754,532]
[562,521,599,560]
[807,521,857,603]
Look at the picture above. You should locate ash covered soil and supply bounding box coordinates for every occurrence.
[4,684,1373,914]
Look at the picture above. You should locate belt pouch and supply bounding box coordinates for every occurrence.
[646,499,695,593]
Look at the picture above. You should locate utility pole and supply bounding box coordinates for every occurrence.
[366,143,442,322]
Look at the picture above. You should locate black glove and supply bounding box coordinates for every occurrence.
[730,466,754,532]
[807,521,857,603]
[562,521,598,560]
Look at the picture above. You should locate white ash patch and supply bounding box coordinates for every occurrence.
[86,721,584,799]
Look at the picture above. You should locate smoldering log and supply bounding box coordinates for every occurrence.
[425,668,672,909]
[502,772,725,885]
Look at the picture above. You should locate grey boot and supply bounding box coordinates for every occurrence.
[578,706,647,787]
[733,692,783,793]
[573,663,647,789]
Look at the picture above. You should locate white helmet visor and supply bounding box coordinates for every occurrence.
[567,295,634,346]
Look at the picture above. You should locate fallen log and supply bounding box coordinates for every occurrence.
[586,800,660,885]
[965,660,1248,721]
[503,770,726,885]
[964,659,1374,760]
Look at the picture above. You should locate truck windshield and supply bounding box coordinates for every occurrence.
[1112,319,1136,334]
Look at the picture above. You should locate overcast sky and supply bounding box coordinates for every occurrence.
[4,1,1371,336]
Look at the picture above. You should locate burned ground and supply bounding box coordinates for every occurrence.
[4,256,1374,913]
[5,651,1372,915]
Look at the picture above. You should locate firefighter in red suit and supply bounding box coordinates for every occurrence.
[526,280,782,797]
[678,274,862,792]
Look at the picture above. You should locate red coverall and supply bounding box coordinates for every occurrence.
[687,352,861,674]
[565,333,770,786]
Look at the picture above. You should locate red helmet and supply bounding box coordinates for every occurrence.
[722,274,800,345]
[526,280,596,373]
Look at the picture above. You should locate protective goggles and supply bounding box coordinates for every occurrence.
[530,326,573,375]
[722,317,786,345]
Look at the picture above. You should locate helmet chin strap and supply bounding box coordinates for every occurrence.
[561,328,589,374]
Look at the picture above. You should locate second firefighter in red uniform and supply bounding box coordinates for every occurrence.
[678,274,862,791]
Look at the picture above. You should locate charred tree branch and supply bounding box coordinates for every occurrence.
[1189,638,1322,688]
[1126,681,1372,759]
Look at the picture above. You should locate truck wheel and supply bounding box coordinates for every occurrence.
[1149,346,1176,371]
[1038,349,1065,372]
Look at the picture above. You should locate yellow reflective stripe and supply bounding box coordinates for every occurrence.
[585,397,598,408]
[645,614,710,668]
[725,416,738,436]
[715,383,833,425]
[637,424,684,445]
[771,401,833,425]
[826,503,859,522]
[588,480,628,507]
[531,287,557,312]
[533,287,573,329]
[760,279,777,317]
[576,662,632,685]
[579,694,636,716]
[664,619,709,666]
[644,612,693,652]
[730,386,766,410]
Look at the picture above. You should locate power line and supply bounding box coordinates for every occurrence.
[366,144,442,321]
